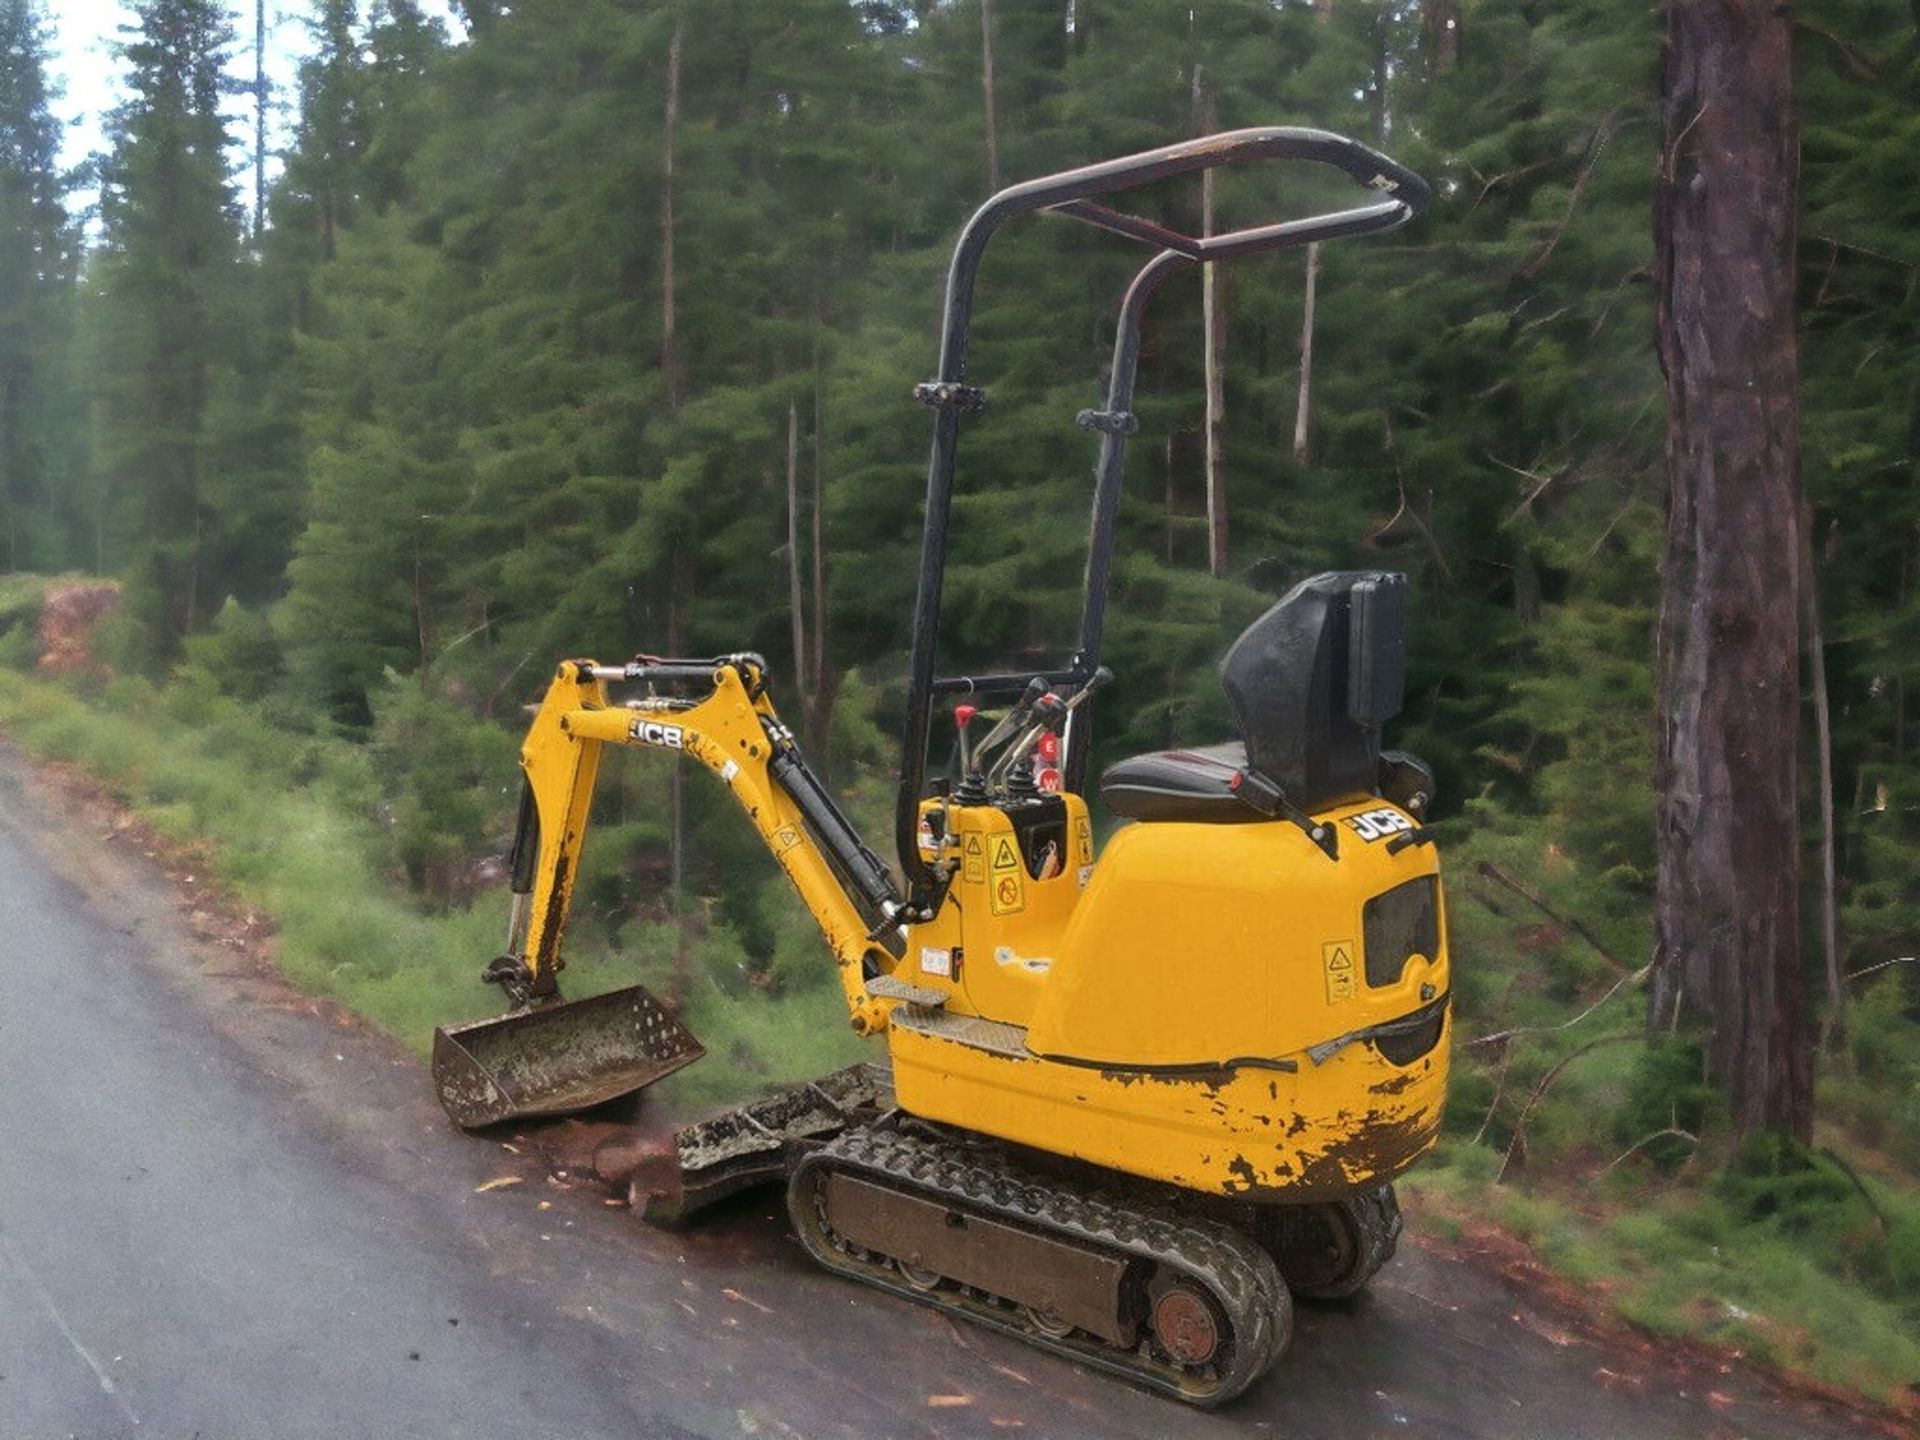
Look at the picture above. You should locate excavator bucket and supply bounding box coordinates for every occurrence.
[432,983,704,1129]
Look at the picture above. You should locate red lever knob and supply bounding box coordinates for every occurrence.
[954,704,977,729]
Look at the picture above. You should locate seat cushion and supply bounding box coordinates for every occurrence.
[1099,742,1267,824]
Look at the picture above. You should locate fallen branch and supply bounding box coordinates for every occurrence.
[1472,1041,1514,1146]
[1487,451,1566,529]
[1464,961,1649,1051]
[1463,883,1511,919]
[1818,1146,1889,1237]
[1844,955,1915,983]
[1474,859,1633,976]
[1603,1125,1698,1175]
[1520,111,1623,279]
[1372,412,1455,587]
[1792,19,1883,81]
[1497,1032,1640,1184]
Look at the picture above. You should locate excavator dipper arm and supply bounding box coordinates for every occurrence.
[509,656,903,1038]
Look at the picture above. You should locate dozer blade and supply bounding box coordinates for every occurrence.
[432,983,704,1129]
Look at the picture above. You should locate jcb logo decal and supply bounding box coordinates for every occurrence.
[1345,807,1413,842]
[628,720,685,749]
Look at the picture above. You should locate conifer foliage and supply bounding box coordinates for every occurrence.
[2,0,1917,1148]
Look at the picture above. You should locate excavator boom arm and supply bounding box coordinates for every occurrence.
[510,658,899,1036]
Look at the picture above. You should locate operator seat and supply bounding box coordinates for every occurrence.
[1101,572,1431,823]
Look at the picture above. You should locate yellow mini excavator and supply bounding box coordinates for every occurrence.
[431,128,1449,1406]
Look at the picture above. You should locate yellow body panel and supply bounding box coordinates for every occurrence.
[888,1008,1448,1201]
[891,796,1449,1199]
[903,799,1094,1027]
[514,659,1449,1204]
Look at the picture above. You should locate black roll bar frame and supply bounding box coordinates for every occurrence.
[894,127,1430,900]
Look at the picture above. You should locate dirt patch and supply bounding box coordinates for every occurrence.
[37,581,120,678]
[1415,1210,1919,1439]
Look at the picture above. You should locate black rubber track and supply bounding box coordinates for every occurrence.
[1264,1185,1402,1301]
[788,1125,1291,1407]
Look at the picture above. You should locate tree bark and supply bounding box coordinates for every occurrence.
[1424,0,1462,75]
[254,0,267,241]
[980,0,1000,193]
[661,22,683,413]
[1369,11,1389,142]
[809,368,830,749]
[1803,508,1841,1045]
[666,541,691,992]
[1292,242,1319,464]
[1650,0,1812,1143]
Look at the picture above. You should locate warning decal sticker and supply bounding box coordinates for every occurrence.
[990,871,1025,916]
[962,834,986,883]
[990,836,1020,872]
[1323,940,1357,1003]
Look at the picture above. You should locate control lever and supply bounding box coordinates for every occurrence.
[952,704,989,805]
[1064,665,1114,713]
[953,704,979,774]
[992,667,1114,794]
[970,676,1049,762]
[991,692,1068,789]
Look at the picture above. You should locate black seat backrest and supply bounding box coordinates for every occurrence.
[1219,571,1407,813]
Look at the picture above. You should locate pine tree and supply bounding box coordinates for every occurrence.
[0,0,80,573]
[282,0,367,263]
[1794,0,1920,1000]
[91,0,243,651]
[1650,0,1812,1142]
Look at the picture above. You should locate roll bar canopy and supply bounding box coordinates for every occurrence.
[895,127,1430,900]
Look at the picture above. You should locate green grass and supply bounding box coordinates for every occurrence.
[1406,1153,1920,1402]
[0,666,866,1099]
[1409,795,1920,1409]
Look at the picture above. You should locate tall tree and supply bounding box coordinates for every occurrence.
[93,0,242,650]
[253,0,268,239]
[0,0,78,573]
[1649,0,1812,1142]
[282,0,365,263]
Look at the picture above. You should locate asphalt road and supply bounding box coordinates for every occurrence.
[0,751,1891,1440]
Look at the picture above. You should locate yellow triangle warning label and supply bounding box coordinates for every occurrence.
[991,837,1019,871]
[965,835,983,857]
[1323,940,1357,1002]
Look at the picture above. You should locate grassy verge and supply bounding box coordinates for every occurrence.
[0,663,868,1110]
[1405,1140,1920,1403]
[1417,798,1920,1410]
[1,649,1914,1411]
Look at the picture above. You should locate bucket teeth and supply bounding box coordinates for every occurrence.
[432,983,704,1129]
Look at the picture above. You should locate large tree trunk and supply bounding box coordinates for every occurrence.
[661,23,683,412]
[1424,0,1462,75]
[1649,0,1812,1143]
